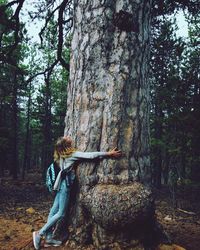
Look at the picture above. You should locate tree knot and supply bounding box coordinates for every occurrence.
[113,10,139,33]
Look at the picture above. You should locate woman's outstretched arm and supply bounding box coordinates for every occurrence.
[72,147,122,160]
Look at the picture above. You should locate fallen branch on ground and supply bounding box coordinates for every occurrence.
[177,208,196,215]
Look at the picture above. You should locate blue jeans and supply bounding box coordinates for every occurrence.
[39,180,70,237]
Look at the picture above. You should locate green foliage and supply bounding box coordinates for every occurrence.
[0,1,69,177]
[150,9,200,185]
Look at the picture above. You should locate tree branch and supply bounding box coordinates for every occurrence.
[5,1,19,8]
[0,0,25,59]
[26,59,59,83]
[57,0,70,71]
[39,4,61,45]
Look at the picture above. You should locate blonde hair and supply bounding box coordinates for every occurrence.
[53,137,76,162]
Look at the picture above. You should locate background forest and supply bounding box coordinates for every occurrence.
[0,0,199,188]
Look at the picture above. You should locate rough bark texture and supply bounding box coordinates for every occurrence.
[64,0,156,249]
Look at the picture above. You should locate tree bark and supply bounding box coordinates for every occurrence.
[64,0,164,249]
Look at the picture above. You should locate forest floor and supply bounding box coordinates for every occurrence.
[0,172,200,250]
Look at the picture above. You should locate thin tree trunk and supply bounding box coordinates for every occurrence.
[153,98,163,188]
[22,81,32,179]
[11,70,18,179]
[0,103,5,177]
[27,129,32,170]
[162,150,170,185]
[42,72,52,178]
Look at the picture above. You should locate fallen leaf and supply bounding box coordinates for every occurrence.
[164,215,172,221]
[16,207,23,211]
[173,244,186,250]
[157,244,186,250]
[26,207,35,214]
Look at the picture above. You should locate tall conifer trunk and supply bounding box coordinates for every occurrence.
[11,70,18,179]
[64,0,165,249]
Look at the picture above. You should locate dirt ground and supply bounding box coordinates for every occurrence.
[0,173,199,250]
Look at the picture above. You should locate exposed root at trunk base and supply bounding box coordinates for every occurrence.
[67,182,171,250]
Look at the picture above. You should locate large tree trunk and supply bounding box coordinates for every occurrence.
[64,0,165,249]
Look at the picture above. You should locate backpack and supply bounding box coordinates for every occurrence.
[46,162,60,193]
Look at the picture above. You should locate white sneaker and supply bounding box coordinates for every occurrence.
[44,238,62,247]
[33,231,41,250]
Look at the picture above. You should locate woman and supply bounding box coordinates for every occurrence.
[33,136,122,249]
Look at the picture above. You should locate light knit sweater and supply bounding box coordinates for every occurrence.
[53,151,107,191]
